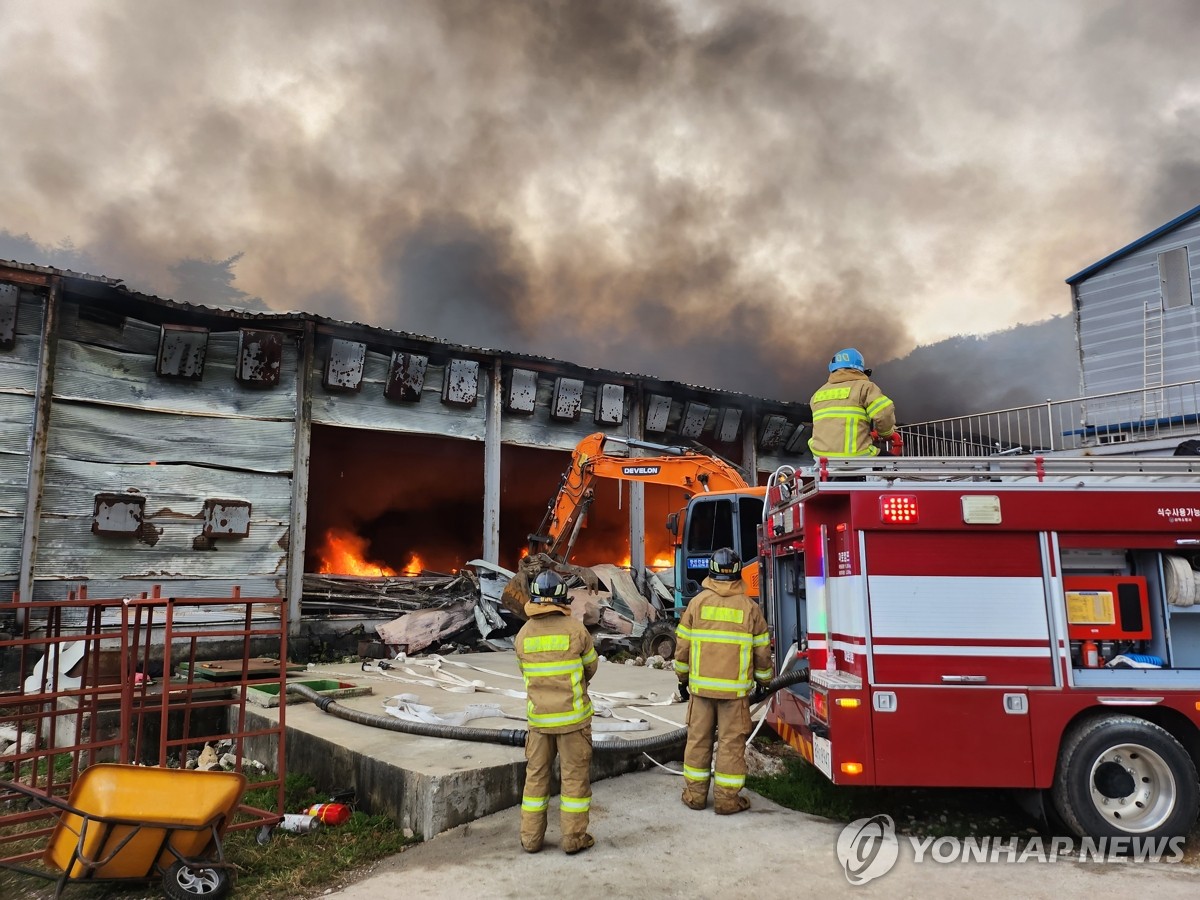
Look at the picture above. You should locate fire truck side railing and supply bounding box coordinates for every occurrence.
[900,378,1200,456]
[801,454,1200,492]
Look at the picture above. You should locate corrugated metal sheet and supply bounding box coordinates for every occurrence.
[1075,214,1200,398]
[309,346,487,440]
[30,300,296,600]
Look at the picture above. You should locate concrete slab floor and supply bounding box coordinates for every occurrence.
[324,768,1198,900]
[241,651,688,839]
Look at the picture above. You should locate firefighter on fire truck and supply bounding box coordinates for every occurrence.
[675,548,772,814]
[808,347,901,457]
[515,571,599,855]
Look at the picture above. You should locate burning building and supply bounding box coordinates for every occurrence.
[0,260,810,632]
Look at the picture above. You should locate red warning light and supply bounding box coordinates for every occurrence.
[880,495,919,524]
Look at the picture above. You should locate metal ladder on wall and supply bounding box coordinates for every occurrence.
[800,454,1200,489]
[1143,297,1166,421]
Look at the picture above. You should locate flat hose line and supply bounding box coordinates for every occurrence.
[287,665,811,753]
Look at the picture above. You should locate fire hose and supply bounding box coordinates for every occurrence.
[287,664,810,753]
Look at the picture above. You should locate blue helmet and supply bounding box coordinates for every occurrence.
[829,348,866,373]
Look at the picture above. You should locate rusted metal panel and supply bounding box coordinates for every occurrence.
[52,332,298,420]
[203,498,252,537]
[505,368,538,413]
[384,351,427,401]
[784,424,809,453]
[36,455,290,594]
[644,394,672,433]
[550,377,584,421]
[594,384,624,425]
[758,414,791,450]
[156,324,208,379]
[322,338,366,392]
[679,401,710,438]
[92,492,145,535]
[441,358,480,407]
[0,283,18,350]
[311,350,486,440]
[236,329,284,386]
[716,407,742,442]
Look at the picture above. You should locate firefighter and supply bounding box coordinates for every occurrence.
[808,347,902,457]
[674,547,772,814]
[515,570,599,855]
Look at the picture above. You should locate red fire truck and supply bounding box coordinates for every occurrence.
[760,455,1200,840]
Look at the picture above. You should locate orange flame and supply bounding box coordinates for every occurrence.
[317,528,397,577]
[401,553,424,576]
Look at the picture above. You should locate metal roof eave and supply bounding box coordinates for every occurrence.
[1,258,804,414]
[1065,203,1200,285]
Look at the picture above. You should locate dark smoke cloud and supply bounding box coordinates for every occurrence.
[1,0,1198,414]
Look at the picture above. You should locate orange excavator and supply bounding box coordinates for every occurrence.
[528,433,767,644]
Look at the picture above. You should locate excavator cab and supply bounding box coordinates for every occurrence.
[672,491,765,613]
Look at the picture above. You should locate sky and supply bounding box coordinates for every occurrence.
[0,0,1198,407]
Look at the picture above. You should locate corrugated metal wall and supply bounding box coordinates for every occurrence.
[1075,216,1200,399]
[0,267,811,618]
[0,291,43,599]
[34,302,297,600]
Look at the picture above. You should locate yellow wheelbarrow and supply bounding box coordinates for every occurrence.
[2,763,247,899]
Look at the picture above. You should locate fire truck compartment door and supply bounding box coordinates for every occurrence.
[865,532,1055,687]
[871,687,1035,787]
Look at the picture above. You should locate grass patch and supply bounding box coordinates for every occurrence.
[1,772,417,900]
[747,742,1037,839]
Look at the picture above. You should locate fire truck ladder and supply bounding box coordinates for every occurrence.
[803,454,1200,489]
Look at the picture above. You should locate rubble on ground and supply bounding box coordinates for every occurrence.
[349,555,673,661]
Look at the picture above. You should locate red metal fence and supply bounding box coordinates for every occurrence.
[0,588,288,869]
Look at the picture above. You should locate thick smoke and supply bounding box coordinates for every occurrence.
[0,1,1198,411]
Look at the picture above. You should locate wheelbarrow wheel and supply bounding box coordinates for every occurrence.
[163,861,231,900]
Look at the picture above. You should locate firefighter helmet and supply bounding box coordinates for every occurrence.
[530,570,570,604]
[708,547,742,581]
[829,348,866,373]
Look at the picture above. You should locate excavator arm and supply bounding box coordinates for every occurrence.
[528,432,750,562]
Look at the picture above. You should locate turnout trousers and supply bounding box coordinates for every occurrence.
[682,694,752,812]
[520,724,593,852]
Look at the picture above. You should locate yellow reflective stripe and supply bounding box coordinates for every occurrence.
[683,765,710,782]
[580,647,597,665]
[560,795,591,813]
[811,448,880,458]
[812,387,853,402]
[688,674,752,694]
[700,606,744,625]
[523,634,570,653]
[865,396,893,417]
[522,659,583,676]
[754,668,772,680]
[812,406,870,420]
[526,703,593,727]
[676,625,694,640]
[714,772,745,789]
[689,629,753,645]
[674,661,690,673]
[752,632,769,647]
[522,795,549,812]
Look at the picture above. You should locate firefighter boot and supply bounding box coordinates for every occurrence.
[681,784,708,810]
[714,790,751,815]
[563,832,595,855]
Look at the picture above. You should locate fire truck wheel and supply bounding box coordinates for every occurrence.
[1051,715,1199,840]
[640,621,678,661]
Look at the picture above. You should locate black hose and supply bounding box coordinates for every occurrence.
[285,684,529,746]
[289,664,810,754]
